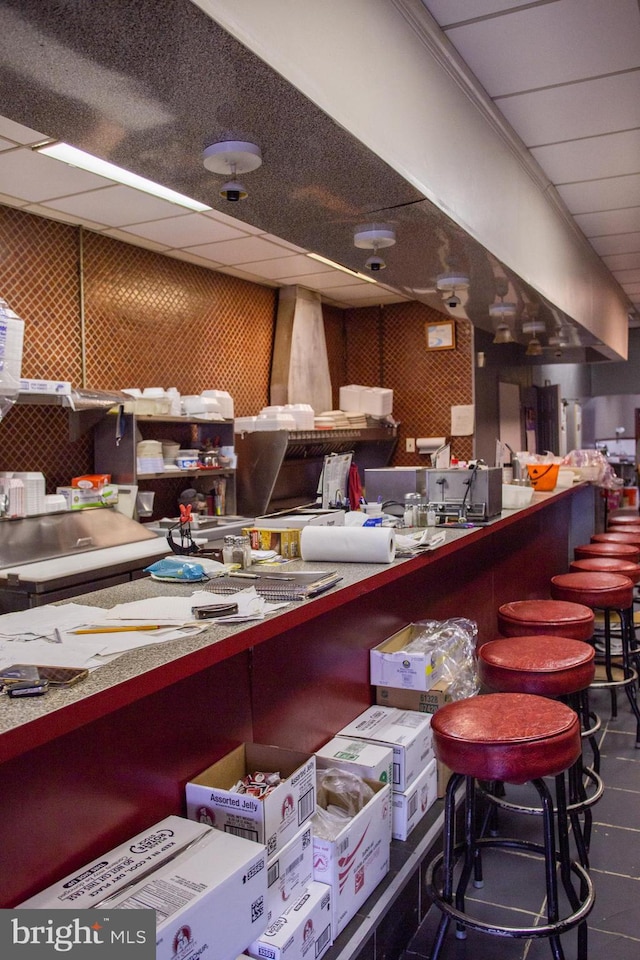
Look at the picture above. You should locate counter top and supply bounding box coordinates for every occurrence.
[0,484,585,761]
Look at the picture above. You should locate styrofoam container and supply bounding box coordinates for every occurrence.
[339,385,364,412]
[182,394,207,415]
[501,484,534,509]
[361,386,393,417]
[285,403,315,429]
[202,389,234,419]
[235,416,257,432]
[255,413,297,431]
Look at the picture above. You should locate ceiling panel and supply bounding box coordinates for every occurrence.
[496,72,640,147]
[556,174,640,216]
[590,232,640,257]
[441,0,640,97]
[43,184,198,227]
[117,212,249,247]
[530,129,640,184]
[0,149,110,202]
[184,236,309,266]
[602,252,640,271]
[574,208,640,238]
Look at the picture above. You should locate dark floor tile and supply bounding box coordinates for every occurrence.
[596,751,640,791]
[525,924,640,960]
[592,784,640,830]
[406,903,535,960]
[584,869,640,938]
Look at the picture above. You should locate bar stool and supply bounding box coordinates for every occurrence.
[497,598,595,641]
[592,531,640,547]
[607,522,640,533]
[550,571,640,746]
[477,636,603,866]
[425,693,594,960]
[606,511,640,525]
[574,541,640,563]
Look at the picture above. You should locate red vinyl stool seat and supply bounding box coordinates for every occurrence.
[478,636,602,865]
[570,556,640,584]
[425,693,594,959]
[551,572,640,747]
[606,512,640,525]
[497,599,594,640]
[574,541,640,563]
[592,531,640,547]
[607,523,640,534]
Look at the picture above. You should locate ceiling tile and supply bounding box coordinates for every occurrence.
[184,235,299,265]
[202,208,264,236]
[165,249,223,269]
[590,232,640,257]
[496,71,640,147]
[602,252,640,272]
[0,116,48,144]
[45,184,197,226]
[235,254,330,281]
[614,268,640,283]
[215,265,279,286]
[0,138,15,152]
[557,174,640,215]
[423,0,534,24]
[117,212,248,247]
[444,0,640,97]
[25,203,106,231]
[531,129,640,184]
[574,207,640,237]
[100,228,171,251]
[0,192,29,209]
[0,148,111,202]
[280,271,371,290]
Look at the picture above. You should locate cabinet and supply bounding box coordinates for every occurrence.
[94,412,237,518]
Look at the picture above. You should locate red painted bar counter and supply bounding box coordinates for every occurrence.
[0,483,595,909]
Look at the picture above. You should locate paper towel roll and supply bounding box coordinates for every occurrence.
[416,437,446,455]
[300,525,395,563]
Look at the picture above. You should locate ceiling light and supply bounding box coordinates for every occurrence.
[436,272,469,291]
[353,224,396,249]
[493,323,514,344]
[307,252,378,283]
[489,301,517,320]
[34,141,211,212]
[525,337,543,357]
[522,319,546,336]
[202,140,262,201]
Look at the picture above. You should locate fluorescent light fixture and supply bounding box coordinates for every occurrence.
[34,141,212,212]
[307,252,378,283]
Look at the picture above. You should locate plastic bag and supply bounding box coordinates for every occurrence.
[144,556,207,581]
[312,767,375,841]
[401,618,480,698]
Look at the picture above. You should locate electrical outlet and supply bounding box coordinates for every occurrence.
[405,437,416,453]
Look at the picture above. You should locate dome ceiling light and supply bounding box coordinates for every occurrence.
[493,322,515,344]
[202,140,262,201]
[525,336,543,357]
[354,223,396,272]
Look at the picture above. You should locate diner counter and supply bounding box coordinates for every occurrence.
[0,481,596,908]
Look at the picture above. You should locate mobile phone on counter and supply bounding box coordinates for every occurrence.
[7,679,49,698]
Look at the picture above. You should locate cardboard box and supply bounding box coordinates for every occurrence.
[337,706,433,791]
[71,474,111,490]
[107,827,267,960]
[254,512,344,529]
[57,484,119,509]
[247,881,333,960]
[437,760,453,799]
[375,678,454,715]
[312,779,391,937]
[370,623,468,692]
[266,825,314,926]
[20,816,211,908]
[185,744,316,857]
[315,735,393,785]
[19,377,72,395]
[242,527,301,558]
[392,758,438,841]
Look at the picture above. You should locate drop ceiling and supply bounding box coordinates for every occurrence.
[0,0,637,350]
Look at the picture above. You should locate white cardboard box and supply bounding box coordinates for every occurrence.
[312,779,392,937]
[337,706,434,791]
[315,735,393,785]
[20,816,210,908]
[185,743,316,857]
[266,825,314,926]
[247,881,333,960]
[392,758,438,841]
[107,827,267,960]
[370,624,467,692]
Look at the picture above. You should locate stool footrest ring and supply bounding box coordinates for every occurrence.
[426,837,594,940]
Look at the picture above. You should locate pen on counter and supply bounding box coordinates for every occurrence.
[71,624,176,634]
[228,572,260,579]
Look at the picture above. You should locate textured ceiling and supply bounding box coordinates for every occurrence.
[0,0,634,363]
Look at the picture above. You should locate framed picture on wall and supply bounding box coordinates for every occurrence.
[425,320,456,351]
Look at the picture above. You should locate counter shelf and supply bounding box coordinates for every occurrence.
[0,483,595,913]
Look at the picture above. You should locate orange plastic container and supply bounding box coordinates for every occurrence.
[527,463,560,491]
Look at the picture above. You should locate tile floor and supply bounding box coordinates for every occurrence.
[404,684,640,959]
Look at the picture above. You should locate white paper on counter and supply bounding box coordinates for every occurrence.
[300,524,395,563]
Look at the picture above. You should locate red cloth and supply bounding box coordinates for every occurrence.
[348,463,364,509]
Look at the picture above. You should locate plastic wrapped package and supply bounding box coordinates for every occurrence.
[313,768,375,841]
[561,449,616,486]
[401,618,480,699]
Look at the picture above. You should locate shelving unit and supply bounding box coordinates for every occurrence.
[94,412,237,516]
